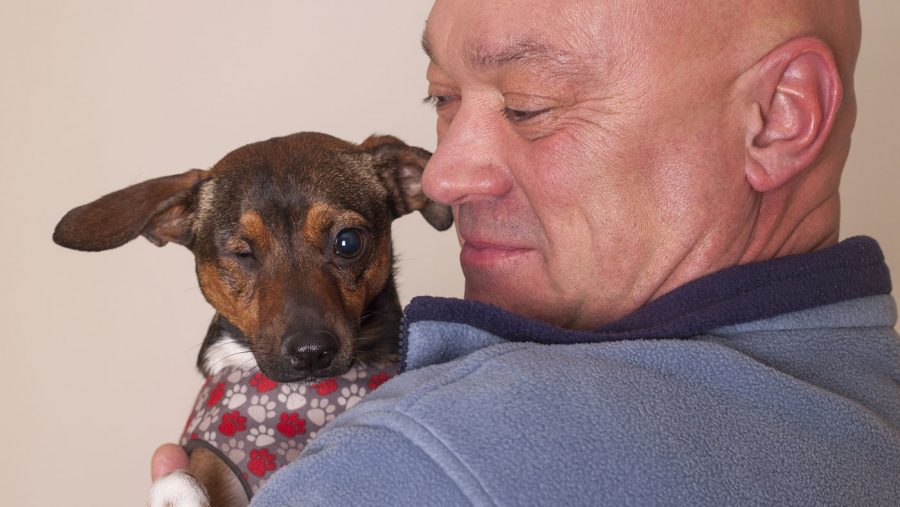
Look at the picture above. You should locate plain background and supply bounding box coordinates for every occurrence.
[1,2,896,505]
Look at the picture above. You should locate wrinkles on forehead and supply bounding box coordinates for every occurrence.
[422,28,612,93]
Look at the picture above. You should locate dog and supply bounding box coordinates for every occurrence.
[53,132,453,506]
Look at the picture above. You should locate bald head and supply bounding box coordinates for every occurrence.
[654,0,862,148]
[732,0,861,81]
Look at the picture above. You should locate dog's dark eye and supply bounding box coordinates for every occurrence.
[333,228,366,259]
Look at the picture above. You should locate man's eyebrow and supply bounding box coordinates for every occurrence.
[421,31,576,73]
[464,39,574,70]
[421,31,436,64]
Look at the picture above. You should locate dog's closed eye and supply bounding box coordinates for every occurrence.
[227,239,256,262]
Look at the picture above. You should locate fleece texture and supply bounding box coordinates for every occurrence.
[251,237,900,506]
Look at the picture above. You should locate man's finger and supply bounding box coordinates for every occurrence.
[151,443,190,481]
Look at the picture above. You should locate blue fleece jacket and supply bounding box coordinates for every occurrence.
[252,237,900,506]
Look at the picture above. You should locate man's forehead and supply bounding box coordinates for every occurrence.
[421,0,656,77]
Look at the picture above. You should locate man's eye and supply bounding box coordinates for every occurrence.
[333,228,366,259]
[503,107,551,123]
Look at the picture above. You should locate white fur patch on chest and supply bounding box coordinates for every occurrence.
[201,335,257,376]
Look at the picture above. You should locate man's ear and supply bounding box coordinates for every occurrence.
[744,37,843,193]
[53,168,209,251]
[361,134,454,231]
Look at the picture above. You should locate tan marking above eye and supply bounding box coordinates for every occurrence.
[300,203,334,246]
[238,210,272,253]
[301,203,371,252]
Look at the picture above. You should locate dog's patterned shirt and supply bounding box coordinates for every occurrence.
[180,362,396,499]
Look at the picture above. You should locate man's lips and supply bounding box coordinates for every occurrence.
[459,239,534,268]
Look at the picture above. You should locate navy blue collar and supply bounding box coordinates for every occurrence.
[402,237,891,348]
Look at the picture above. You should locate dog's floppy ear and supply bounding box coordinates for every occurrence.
[53,168,209,251]
[361,135,453,231]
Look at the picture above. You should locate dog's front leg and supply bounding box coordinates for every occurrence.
[148,470,210,507]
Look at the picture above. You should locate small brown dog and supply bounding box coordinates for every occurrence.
[53,132,452,506]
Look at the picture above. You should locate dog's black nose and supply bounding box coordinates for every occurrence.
[282,333,337,375]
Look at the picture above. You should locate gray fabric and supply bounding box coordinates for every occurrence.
[403,319,506,370]
[252,295,900,506]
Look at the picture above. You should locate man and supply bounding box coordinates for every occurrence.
[155,0,899,504]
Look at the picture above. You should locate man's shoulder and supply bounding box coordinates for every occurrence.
[307,337,899,505]
[395,293,900,428]
[260,291,899,505]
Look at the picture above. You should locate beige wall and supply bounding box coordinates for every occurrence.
[1,2,896,505]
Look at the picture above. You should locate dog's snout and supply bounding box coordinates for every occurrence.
[282,333,337,375]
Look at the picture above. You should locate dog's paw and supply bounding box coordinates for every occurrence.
[148,470,210,507]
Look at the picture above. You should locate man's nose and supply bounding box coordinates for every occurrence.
[422,102,513,206]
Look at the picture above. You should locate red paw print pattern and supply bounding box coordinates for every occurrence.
[218,410,247,436]
[247,449,277,477]
[276,413,306,438]
[181,361,398,497]
[250,372,277,393]
[368,371,393,391]
[207,382,226,407]
[311,378,338,396]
